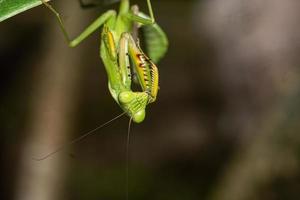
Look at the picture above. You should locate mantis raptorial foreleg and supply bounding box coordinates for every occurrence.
[121,32,158,102]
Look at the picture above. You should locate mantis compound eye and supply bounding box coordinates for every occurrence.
[132,110,146,123]
[119,91,134,104]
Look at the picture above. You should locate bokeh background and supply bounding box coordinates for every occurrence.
[1,0,300,199]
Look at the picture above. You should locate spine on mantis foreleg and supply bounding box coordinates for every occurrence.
[101,25,124,102]
[119,32,132,90]
[122,33,159,103]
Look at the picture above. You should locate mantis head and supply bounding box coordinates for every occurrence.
[118,91,149,123]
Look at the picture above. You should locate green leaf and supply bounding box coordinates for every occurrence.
[143,23,169,64]
[0,0,50,22]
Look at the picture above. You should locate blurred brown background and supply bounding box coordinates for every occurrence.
[1,0,300,199]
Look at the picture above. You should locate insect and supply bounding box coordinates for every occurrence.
[42,0,168,123]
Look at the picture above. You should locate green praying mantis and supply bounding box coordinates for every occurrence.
[42,0,168,123]
[30,0,168,161]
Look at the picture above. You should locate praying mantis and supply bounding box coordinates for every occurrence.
[42,0,168,123]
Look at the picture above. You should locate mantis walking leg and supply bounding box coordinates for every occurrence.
[41,0,116,47]
[126,1,168,63]
[124,0,155,25]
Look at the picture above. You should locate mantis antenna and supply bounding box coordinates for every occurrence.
[126,117,133,200]
[33,112,126,161]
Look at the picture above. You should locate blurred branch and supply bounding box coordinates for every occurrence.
[14,1,87,200]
